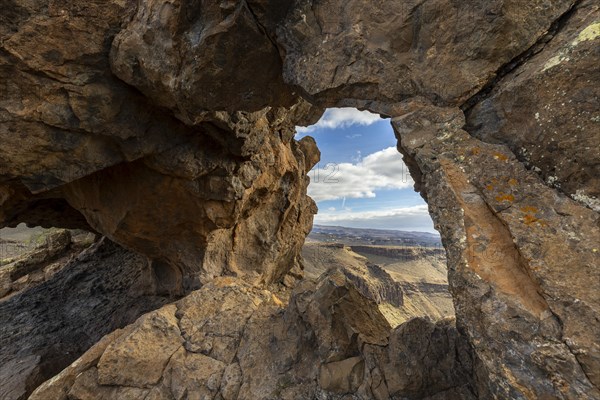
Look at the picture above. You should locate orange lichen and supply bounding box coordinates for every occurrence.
[522,214,548,227]
[486,184,494,191]
[496,193,515,202]
[442,160,550,317]
[494,152,509,161]
[508,178,518,186]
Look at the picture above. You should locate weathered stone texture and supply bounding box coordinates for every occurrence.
[0,0,598,398]
[30,274,475,400]
[394,105,600,398]
[1,0,321,290]
[0,239,175,400]
[466,0,600,211]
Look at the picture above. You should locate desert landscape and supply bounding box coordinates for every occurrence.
[303,225,454,325]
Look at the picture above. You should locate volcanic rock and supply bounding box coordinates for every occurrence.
[0,239,176,400]
[30,273,475,400]
[465,0,600,211]
[394,104,600,398]
[0,0,598,398]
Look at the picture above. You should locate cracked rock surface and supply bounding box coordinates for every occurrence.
[30,273,475,400]
[0,239,176,400]
[1,0,321,290]
[465,0,600,211]
[395,105,600,398]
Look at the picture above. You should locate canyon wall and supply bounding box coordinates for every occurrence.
[1,0,598,398]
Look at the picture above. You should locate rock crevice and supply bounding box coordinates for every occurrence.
[460,0,581,113]
[30,273,476,400]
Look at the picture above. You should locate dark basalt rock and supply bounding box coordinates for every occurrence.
[0,239,175,400]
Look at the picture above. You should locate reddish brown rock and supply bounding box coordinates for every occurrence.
[0,0,321,289]
[394,104,600,398]
[30,273,475,400]
[465,0,600,211]
[60,107,320,290]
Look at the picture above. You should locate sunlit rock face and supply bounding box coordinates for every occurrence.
[465,1,600,210]
[60,108,321,290]
[29,274,476,400]
[0,0,321,289]
[1,0,599,398]
[394,105,600,398]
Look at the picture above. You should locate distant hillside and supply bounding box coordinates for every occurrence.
[308,225,441,247]
[0,224,46,260]
[303,225,453,324]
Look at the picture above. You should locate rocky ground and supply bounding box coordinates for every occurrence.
[29,273,475,400]
[1,226,462,399]
[0,236,178,400]
[302,242,454,325]
[0,226,96,299]
[304,226,455,324]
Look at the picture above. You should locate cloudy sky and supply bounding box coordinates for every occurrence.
[296,108,436,233]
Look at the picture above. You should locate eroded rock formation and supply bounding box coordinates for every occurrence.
[302,241,455,323]
[1,0,321,290]
[0,239,176,400]
[29,272,475,400]
[395,105,600,398]
[1,0,599,398]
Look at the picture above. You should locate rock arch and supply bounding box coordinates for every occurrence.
[1,0,599,398]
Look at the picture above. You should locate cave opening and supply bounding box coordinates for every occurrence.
[151,258,184,296]
[296,108,455,323]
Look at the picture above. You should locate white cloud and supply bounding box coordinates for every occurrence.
[308,147,413,202]
[314,205,435,233]
[297,108,381,133]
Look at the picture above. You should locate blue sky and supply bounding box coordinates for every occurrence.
[296,108,436,233]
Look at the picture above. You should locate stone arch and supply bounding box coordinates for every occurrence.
[0,0,598,398]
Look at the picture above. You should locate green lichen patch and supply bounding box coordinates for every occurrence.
[572,21,600,46]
